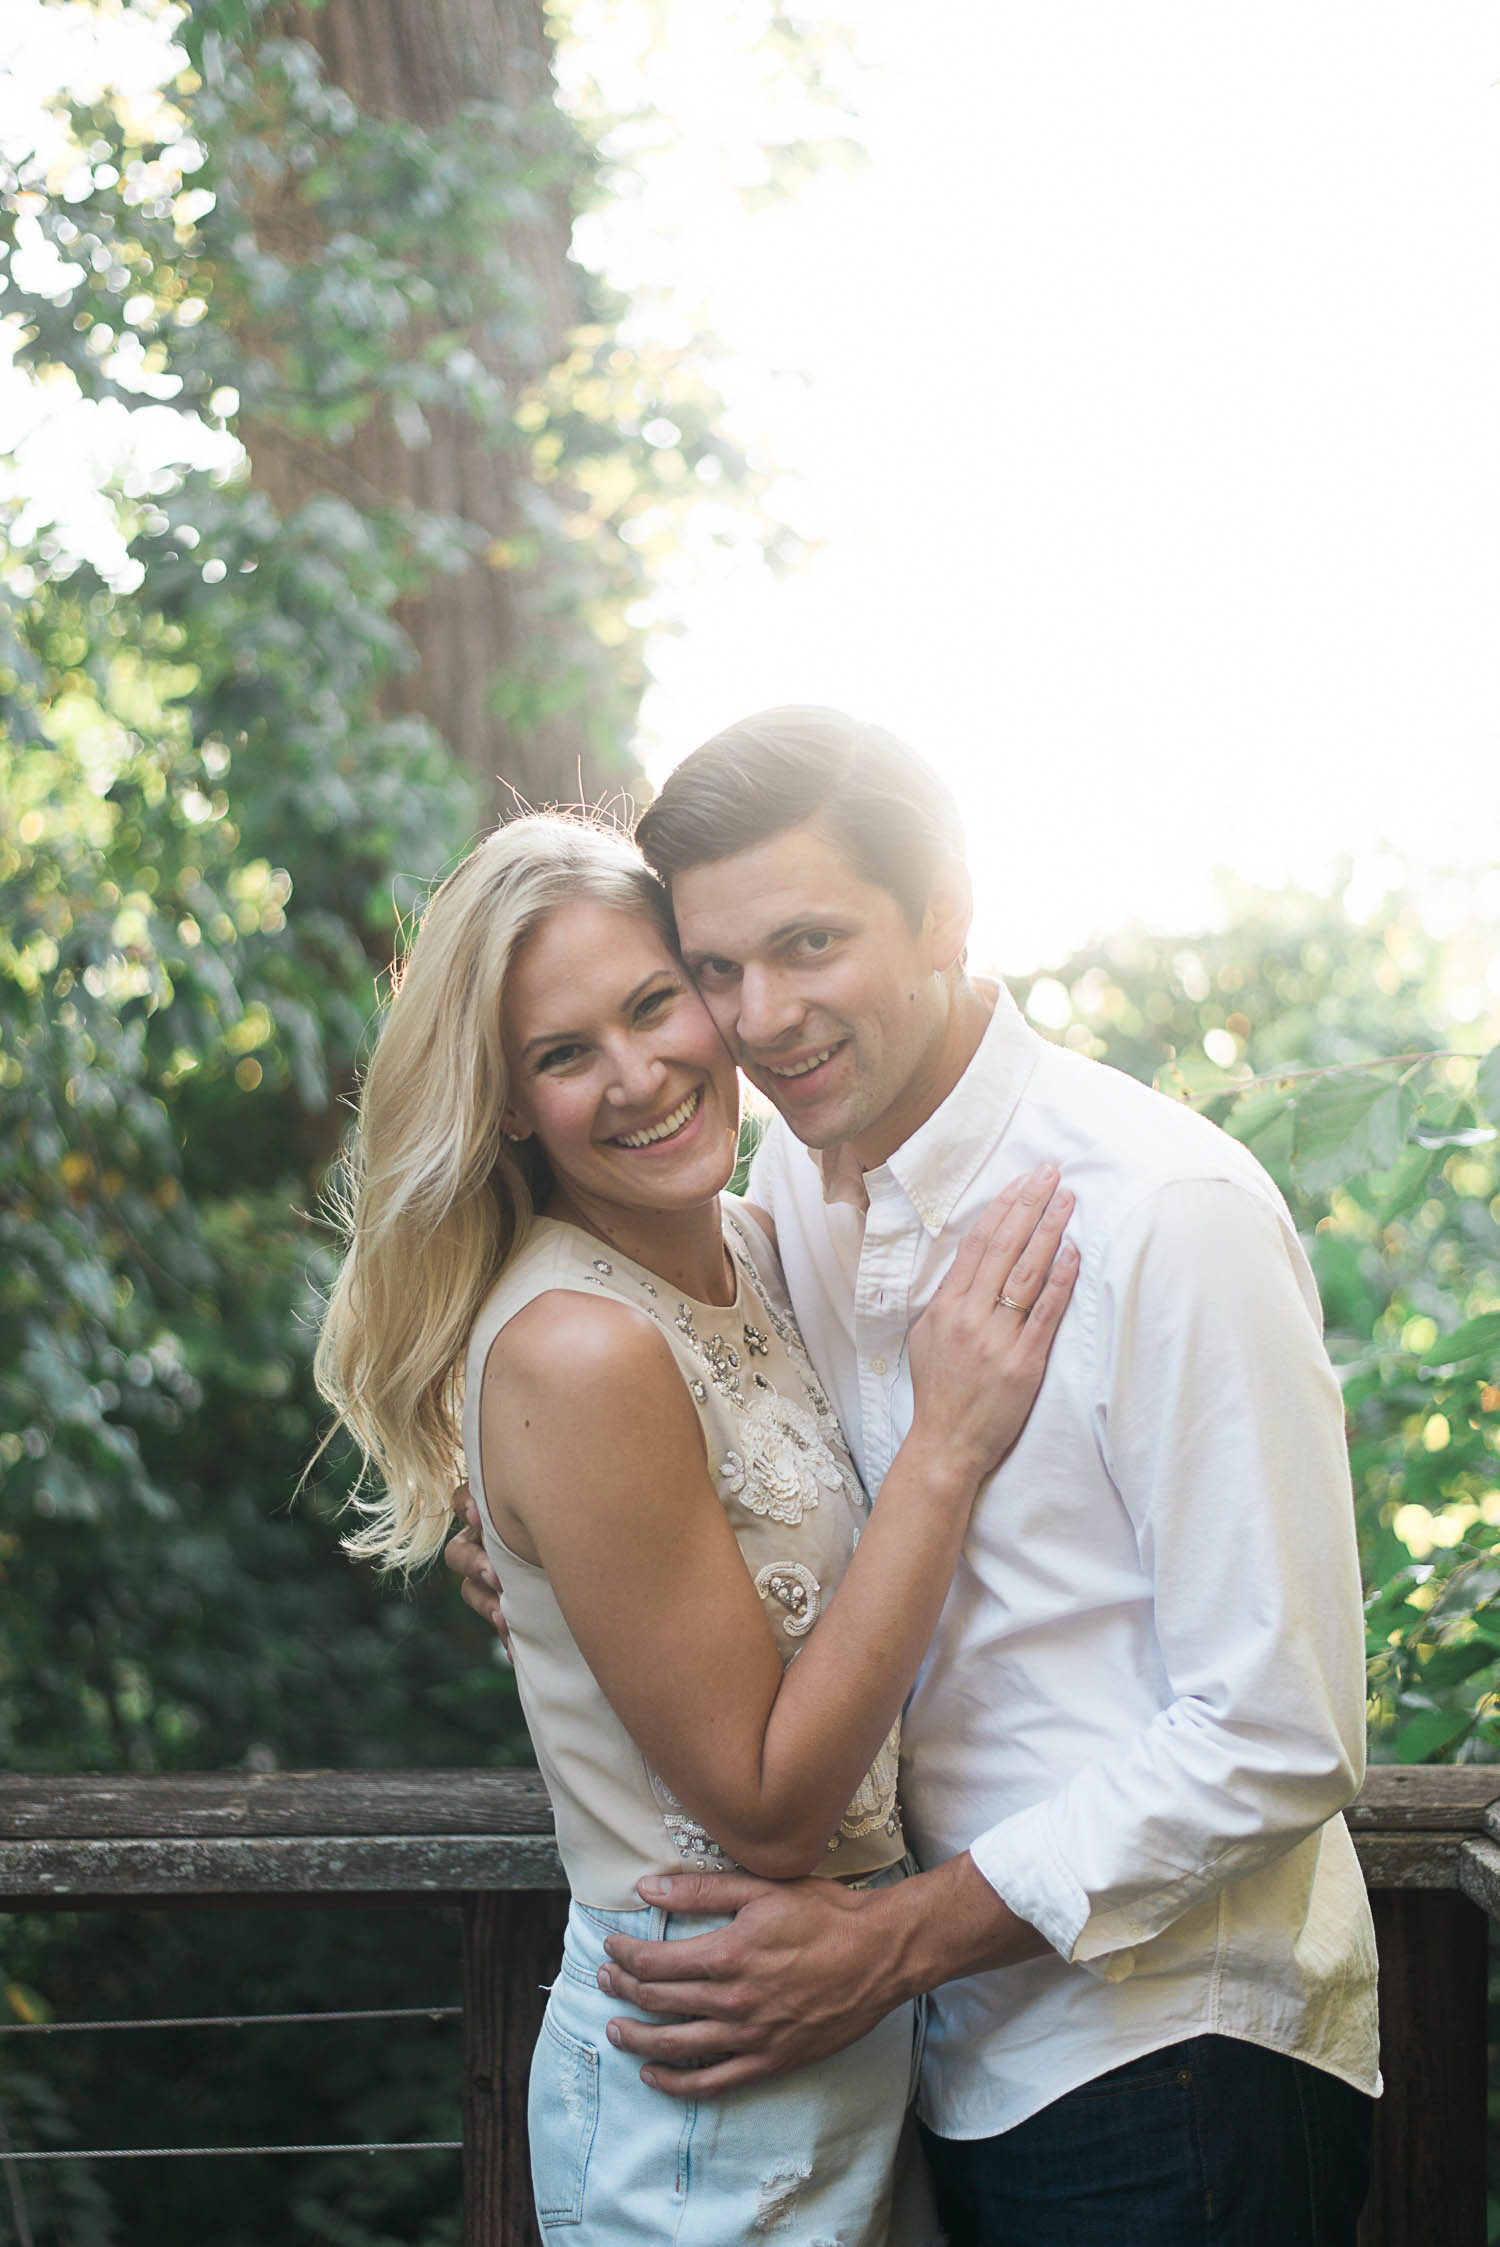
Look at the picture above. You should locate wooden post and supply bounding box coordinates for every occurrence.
[462,1889,568,2247]
[1359,1888,1489,2247]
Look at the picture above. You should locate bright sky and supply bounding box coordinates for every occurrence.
[6,0,1500,983]
[564,0,1500,974]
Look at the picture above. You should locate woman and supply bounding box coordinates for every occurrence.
[316,812,1076,2244]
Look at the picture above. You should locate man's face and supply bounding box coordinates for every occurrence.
[671,822,960,1168]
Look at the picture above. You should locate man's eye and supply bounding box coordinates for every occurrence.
[694,958,739,985]
[793,930,834,957]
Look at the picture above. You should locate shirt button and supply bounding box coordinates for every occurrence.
[870,1356,888,1376]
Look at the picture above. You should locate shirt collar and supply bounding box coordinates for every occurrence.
[814,981,1045,1230]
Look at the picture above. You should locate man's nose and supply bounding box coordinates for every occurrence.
[736,965,802,1050]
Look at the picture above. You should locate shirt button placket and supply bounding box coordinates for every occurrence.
[858,1189,908,1488]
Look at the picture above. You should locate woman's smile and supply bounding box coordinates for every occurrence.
[606,1084,705,1150]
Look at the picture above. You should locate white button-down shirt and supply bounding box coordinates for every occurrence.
[750,984,1380,2139]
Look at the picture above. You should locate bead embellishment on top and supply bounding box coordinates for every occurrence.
[754,1559,820,1637]
[649,1771,740,1874]
[741,1322,770,1357]
[700,1330,742,1399]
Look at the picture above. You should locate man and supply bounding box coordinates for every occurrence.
[450,707,1378,2243]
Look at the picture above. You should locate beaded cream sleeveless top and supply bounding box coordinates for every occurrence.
[461,1200,903,1909]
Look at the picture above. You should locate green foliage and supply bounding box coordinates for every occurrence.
[0,0,768,1775]
[1012,886,1500,1765]
[0,2,772,2233]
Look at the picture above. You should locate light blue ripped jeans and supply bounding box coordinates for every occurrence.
[528,1860,941,2246]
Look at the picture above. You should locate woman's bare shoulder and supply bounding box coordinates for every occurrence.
[482,1286,682,1401]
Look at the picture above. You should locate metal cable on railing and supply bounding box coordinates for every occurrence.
[0,2006,460,2034]
[1,2142,461,2161]
[0,2001,463,2170]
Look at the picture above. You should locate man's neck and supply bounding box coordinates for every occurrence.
[847,976,996,1174]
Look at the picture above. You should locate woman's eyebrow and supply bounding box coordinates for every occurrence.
[521,972,674,1054]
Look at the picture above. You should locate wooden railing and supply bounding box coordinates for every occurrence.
[1,1765,1496,2245]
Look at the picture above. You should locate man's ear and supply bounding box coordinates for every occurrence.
[924,857,973,975]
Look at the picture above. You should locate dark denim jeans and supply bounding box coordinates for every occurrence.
[920,2035,1373,2247]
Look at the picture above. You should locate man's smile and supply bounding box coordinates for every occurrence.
[760,1041,849,1082]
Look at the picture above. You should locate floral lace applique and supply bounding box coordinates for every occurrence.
[828,1717,902,1848]
[718,1394,848,1526]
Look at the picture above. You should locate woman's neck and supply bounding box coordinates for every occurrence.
[543,1186,735,1307]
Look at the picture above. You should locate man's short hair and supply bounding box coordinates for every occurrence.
[635,705,966,931]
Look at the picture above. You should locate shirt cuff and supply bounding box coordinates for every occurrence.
[969,1801,1139,1985]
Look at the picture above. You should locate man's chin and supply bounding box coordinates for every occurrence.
[749,1077,859,1152]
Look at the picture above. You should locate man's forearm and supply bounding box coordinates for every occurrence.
[868,1849,1052,2005]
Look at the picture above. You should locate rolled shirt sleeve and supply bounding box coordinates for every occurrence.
[969,1174,1367,1973]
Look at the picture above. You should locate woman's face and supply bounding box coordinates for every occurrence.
[502,899,741,1226]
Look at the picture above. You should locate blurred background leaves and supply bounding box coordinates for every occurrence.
[1,0,1497,2239]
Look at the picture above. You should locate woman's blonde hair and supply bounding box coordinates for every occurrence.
[315,811,672,1573]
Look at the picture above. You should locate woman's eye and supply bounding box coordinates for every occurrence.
[537,1044,581,1071]
[636,985,677,1019]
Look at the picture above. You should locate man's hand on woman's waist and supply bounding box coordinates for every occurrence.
[598,1852,1048,2097]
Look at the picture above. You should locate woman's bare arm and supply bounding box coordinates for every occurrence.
[481,1176,1075,1877]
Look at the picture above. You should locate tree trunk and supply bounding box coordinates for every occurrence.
[241,0,640,813]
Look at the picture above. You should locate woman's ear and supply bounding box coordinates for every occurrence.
[923,857,974,975]
[501,1115,531,1145]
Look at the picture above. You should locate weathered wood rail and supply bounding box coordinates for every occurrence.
[0,1765,1495,2245]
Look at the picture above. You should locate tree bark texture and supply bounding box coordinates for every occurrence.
[242,0,639,813]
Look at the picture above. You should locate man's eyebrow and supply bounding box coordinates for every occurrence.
[521,970,672,1053]
[683,915,839,965]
